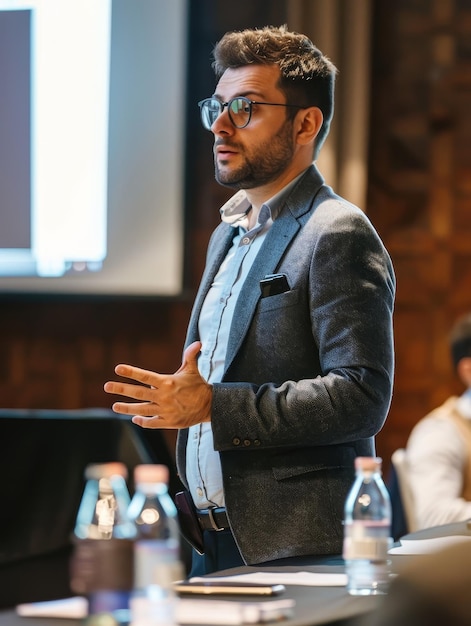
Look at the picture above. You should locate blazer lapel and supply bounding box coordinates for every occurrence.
[223,165,325,373]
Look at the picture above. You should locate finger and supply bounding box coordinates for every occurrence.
[131,414,168,429]
[175,341,202,374]
[104,381,157,402]
[111,401,159,416]
[113,363,163,386]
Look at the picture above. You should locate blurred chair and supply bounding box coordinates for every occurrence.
[390,448,417,537]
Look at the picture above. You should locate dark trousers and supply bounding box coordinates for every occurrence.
[189,528,245,577]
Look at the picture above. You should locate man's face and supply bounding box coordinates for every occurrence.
[210,65,296,190]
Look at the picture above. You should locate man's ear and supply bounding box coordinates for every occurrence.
[295,106,323,145]
[457,356,471,387]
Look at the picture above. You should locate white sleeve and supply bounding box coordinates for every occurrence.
[407,415,471,529]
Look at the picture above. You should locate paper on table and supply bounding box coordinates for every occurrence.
[16,596,88,618]
[190,571,347,587]
[388,535,471,555]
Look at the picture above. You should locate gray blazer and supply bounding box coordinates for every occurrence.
[176,165,395,565]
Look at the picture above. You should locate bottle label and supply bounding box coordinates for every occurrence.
[343,521,391,560]
[134,540,184,590]
[70,538,134,595]
[343,536,389,560]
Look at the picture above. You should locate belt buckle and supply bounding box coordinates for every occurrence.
[208,508,225,531]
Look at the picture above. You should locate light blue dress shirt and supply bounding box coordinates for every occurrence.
[186,174,304,509]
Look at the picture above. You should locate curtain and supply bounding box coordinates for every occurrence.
[287,0,372,210]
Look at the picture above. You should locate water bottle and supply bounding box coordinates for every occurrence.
[127,464,184,626]
[70,462,137,617]
[342,456,392,595]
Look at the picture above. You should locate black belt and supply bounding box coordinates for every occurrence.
[196,507,229,531]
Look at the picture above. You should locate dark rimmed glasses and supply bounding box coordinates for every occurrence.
[198,96,305,130]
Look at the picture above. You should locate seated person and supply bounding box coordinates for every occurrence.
[406,312,471,529]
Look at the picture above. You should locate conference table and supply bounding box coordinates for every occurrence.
[2,521,471,626]
[0,562,380,626]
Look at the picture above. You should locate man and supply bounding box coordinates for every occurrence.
[406,312,471,529]
[104,25,395,575]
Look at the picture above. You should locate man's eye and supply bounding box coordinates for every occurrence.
[231,99,247,113]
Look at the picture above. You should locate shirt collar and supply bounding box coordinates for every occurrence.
[457,389,471,419]
[219,169,308,229]
[219,190,251,226]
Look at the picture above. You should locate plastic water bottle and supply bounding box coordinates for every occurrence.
[342,456,392,595]
[70,462,137,617]
[127,464,184,626]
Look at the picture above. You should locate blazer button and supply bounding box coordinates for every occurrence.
[254,439,261,446]
[232,437,241,446]
[243,439,251,446]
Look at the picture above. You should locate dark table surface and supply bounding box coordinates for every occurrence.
[0,562,381,626]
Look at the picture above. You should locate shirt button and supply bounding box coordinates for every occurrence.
[242,236,250,245]
[196,487,203,497]
[232,437,241,446]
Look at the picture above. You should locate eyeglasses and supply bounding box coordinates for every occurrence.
[198,96,305,130]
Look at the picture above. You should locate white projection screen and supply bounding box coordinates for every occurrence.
[0,0,187,296]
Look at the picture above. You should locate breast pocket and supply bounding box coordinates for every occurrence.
[257,288,300,313]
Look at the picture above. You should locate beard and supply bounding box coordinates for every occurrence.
[214,120,295,189]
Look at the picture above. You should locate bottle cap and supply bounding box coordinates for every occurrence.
[134,463,169,485]
[84,462,128,480]
[354,456,382,472]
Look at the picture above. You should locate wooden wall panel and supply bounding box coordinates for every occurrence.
[368,0,471,472]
